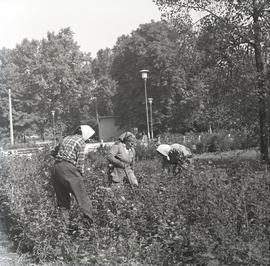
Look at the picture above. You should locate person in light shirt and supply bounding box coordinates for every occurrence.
[107,132,138,188]
[156,143,193,175]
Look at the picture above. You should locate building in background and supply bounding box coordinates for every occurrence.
[98,116,122,141]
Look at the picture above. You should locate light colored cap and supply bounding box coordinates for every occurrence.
[80,125,95,141]
[156,144,171,158]
[119,132,136,142]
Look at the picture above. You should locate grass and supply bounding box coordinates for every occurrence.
[195,148,260,160]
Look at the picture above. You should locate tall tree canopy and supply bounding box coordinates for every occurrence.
[111,21,192,132]
[0,28,96,141]
[92,48,117,116]
[154,0,270,161]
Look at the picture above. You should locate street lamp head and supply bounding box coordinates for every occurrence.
[51,110,55,116]
[139,69,149,80]
[148,98,153,104]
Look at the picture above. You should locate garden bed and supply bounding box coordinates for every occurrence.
[0,148,270,265]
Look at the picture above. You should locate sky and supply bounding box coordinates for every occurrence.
[0,0,162,57]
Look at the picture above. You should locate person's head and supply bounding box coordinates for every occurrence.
[156,144,171,160]
[133,127,138,135]
[73,125,95,141]
[119,132,136,149]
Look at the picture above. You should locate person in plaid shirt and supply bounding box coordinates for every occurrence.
[51,125,95,224]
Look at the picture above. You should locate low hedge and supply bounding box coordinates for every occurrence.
[0,149,269,265]
[157,130,258,154]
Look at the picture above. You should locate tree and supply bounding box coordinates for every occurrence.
[12,39,45,139]
[0,28,96,141]
[154,0,270,161]
[0,48,19,141]
[37,28,95,135]
[192,17,259,132]
[111,21,189,132]
[92,48,117,116]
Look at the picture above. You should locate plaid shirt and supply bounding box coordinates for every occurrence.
[55,135,86,175]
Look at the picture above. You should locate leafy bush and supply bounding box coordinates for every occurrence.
[157,130,258,154]
[135,141,157,161]
[0,149,270,265]
[198,130,258,153]
[86,145,109,171]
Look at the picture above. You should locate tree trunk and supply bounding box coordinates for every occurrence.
[253,6,269,162]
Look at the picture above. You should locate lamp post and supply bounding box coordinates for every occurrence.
[51,110,56,145]
[139,69,150,140]
[148,97,153,139]
[90,97,98,121]
[8,88,14,145]
[95,97,99,124]
[90,96,99,139]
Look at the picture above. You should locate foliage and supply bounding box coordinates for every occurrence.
[111,21,189,131]
[0,148,270,265]
[86,145,109,171]
[0,28,96,140]
[156,130,258,154]
[0,18,268,157]
[153,0,270,158]
[92,48,117,116]
[132,140,157,161]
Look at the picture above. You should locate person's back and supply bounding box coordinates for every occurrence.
[56,134,85,175]
[170,143,192,157]
[169,143,193,175]
[50,125,95,224]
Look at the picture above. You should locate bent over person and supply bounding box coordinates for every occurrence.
[169,143,193,175]
[156,143,193,175]
[107,132,138,188]
[51,125,95,223]
[156,144,171,173]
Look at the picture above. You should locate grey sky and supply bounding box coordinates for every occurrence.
[0,0,161,57]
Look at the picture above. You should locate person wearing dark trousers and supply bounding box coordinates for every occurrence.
[51,125,95,224]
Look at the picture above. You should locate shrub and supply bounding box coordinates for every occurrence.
[135,141,157,161]
[157,130,258,154]
[0,149,269,265]
[86,145,109,171]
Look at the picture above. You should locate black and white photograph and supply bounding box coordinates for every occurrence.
[0,0,270,265]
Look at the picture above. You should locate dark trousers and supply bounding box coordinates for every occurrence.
[51,161,93,220]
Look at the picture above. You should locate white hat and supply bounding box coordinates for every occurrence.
[156,144,171,159]
[118,132,136,142]
[80,125,95,141]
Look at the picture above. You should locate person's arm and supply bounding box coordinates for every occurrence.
[76,140,86,176]
[107,144,126,168]
[51,144,60,157]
